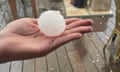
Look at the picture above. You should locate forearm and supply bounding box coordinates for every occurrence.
[0,31,12,63]
[0,32,6,63]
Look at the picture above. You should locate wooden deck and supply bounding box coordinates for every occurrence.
[0,0,118,72]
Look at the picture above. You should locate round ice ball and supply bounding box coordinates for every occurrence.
[38,10,66,37]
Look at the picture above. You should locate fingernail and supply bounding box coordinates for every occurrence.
[89,27,93,32]
[87,19,94,25]
[76,33,82,38]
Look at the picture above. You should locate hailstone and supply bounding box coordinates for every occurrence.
[38,10,66,37]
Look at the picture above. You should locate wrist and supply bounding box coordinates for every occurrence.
[0,31,3,52]
[0,30,25,63]
[0,31,12,63]
[0,31,6,53]
[0,31,6,62]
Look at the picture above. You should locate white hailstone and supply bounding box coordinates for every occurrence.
[96,54,100,57]
[92,60,96,63]
[38,10,66,37]
[49,68,54,71]
[110,70,113,72]
[96,59,100,62]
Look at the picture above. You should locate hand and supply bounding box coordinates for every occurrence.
[0,18,93,63]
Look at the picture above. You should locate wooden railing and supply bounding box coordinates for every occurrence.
[8,0,17,19]
[8,0,37,20]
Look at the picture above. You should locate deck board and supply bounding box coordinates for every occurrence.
[104,27,113,37]
[10,61,23,72]
[35,57,47,72]
[72,39,99,72]
[0,63,10,72]
[87,33,105,57]
[75,36,104,72]
[65,42,86,72]
[23,59,35,72]
[82,53,98,72]
[56,46,73,72]
[46,51,60,72]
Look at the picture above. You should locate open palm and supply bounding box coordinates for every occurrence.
[0,18,93,62]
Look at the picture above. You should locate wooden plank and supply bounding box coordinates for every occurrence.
[65,7,89,17]
[46,51,60,72]
[87,6,115,69]
[71,39,98,72]
[31,0,37,18]
[93,12,115,70]
[65,42,86,72]
[76,35,105,72]
[87,32,111,65]
[35,57,47,72]
[56,46,73,72]
[87,32,120,72]
[96,32,108,43]
[0,62,10,72]
[8,0,17,20]
[107,19,115,30]
[87,33,106,57]
[82,52,98,72]
[88,8,113,16]
[104,27,112,37]
[10,61,23,72]
[23,59,35,72]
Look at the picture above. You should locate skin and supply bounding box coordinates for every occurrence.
[0,18,93,63]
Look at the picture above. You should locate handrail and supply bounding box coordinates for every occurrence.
[8,0,37,19]
[8,0,17,20]
[31,0,37,18]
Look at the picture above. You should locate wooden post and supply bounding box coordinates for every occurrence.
[8,0,17,20]
[31,0,37,18]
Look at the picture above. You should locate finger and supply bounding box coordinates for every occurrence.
[30,18,38,24]
[52,33,82,48]
[65,18,80,24]
[66,19,94,30]
[65,26,93,34]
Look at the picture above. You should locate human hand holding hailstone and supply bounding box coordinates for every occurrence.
[0,10,93,63]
